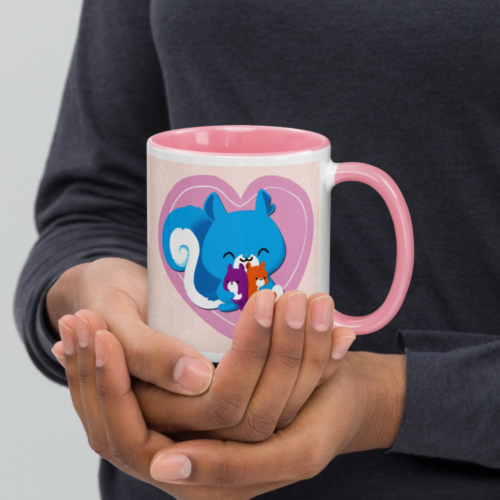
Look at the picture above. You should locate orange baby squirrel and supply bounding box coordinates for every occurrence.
[247,261,274,298]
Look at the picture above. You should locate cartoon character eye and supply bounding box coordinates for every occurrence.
[226,280,229,283]
[258,248,269,256]
[223,252,235,259]
[236,280,239,283]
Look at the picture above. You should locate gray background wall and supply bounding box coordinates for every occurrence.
[0,2,100,498]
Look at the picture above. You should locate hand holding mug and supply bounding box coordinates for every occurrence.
[52,283,356,442]
[47,257,215,396]
[51,318,405,500]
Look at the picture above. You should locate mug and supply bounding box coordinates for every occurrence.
[147,125,414,363]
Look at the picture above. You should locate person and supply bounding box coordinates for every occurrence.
[14,1,500,498]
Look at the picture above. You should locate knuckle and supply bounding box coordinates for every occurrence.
[132,380,153,405]
[232,340,269,367]
[207,393,246,428]
[241,406,278,442]
[108,441,138,471]
[124,336,144,365]
[65,369,80,389]
[276,411,298,430]
[301,442,330,479]
[123,334,154,378]
[307,352,329,372]
[95,381,114,402]
[77,365,94,386]
[274,346,302,371]
[88,433,109,458]
[213,450,246,488]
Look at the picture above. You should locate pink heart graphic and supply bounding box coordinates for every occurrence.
[159,175,314,339]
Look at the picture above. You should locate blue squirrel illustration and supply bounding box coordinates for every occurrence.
[162,189,286,312]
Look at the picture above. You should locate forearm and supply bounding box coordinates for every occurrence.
[338,351,407,455]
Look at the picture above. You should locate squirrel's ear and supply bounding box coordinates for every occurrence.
[227,264,232,271]
[260,261,265,268]
[239,263,245,272]
[204,192,227,221]
[246,262,251,271]
[255,189,276,216]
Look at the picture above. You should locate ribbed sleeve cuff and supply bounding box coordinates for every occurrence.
[389,329,500,469]
[14,222,147,385]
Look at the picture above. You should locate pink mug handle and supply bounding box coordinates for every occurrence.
[330,162,414,334]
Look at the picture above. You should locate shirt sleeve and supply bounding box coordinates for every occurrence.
[389,329,500,469]
[14,0,169,385]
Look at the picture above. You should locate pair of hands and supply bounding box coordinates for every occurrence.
[48,258,406,499]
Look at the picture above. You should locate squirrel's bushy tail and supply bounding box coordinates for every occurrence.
[163,206,221,310]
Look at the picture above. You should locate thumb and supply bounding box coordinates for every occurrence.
[103,311,215,396]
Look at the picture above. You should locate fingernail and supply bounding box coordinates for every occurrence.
[59,320,75,355]
[174,357,213,394]
[255,290,274,328]
[284,292,307,329]
[311,296,332,332]
[95,332,107,368]
[75,314,90,348]
[150,453,192,482]
[51,341,66,367]
[332,337,355,360]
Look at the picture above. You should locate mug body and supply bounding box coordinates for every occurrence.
[147,126,334,363]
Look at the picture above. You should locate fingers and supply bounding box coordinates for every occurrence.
[204,289,284,429]
[72,257,216,397]
[94,330,173,477]
[135,291,354,440]
[276,293,335,429]
[218,290,307,442]
[57,315,89,433]
[54,316,174,485]
[108,309,215,396]
[149,426,327,488]
[136,290,275,433]
[74,311,110,455]
[148,373,357,489]
[319,326,357,384]
[331,327,357,360]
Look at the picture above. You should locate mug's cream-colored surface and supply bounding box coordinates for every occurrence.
[147,155,320,357]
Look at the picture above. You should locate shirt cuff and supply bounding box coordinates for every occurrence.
[389,329,500,469]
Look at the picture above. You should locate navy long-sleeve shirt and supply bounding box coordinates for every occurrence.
[15,1,500,498]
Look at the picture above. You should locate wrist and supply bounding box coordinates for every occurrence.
[340,351,407,454]
[46,263,89,331]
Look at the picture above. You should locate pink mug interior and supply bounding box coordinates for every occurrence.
[148,125,330,156]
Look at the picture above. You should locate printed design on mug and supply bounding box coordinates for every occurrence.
[158,175,314,339]
[163,188,286,313]
[247,262,271,299]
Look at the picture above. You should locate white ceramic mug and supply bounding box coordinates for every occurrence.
[147,125,414,363]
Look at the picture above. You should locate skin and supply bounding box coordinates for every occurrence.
[52,324,406,500]
[49,258,407,497]
[48,257,358,439]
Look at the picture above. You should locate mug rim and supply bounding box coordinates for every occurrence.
[148,125,330,157]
